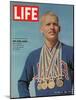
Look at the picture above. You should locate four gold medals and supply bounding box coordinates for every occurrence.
[37,43,64,90]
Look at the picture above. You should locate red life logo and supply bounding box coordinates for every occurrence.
[13,5,39,22]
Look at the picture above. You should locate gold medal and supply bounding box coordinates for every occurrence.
[41,81,47,90]
[56,79,64,87]
[47,80,55,89]
[37,83,42,90]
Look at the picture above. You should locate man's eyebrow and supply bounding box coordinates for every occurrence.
[46,23,51,25]
[46,22,58,25]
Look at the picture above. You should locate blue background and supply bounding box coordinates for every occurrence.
[10,1,74,98]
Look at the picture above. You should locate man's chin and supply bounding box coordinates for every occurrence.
[47,36,57,41]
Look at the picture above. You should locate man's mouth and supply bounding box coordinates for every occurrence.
[48,30,56,34]
[48,31,55,35]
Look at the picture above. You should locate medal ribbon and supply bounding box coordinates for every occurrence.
[45,42,60,79]
[38,42,61,82]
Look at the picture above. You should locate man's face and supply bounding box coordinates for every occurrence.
[40,15,60,41]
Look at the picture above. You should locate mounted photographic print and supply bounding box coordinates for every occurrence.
[10,1,74,99]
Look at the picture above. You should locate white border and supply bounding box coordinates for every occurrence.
[0,0,76,100]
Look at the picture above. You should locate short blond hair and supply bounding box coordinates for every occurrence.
[40,11,59,26]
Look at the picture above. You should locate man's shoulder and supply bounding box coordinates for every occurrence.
[61,43,73,50]
[61,43,73,56]
[28,47,42,58]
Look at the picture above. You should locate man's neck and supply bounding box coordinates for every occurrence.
[44,39,59,49]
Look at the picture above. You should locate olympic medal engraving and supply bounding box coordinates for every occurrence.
[41,81,47,90]
[56,79,64,87]
[47,80,55,89]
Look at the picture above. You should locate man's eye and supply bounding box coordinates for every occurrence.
[53,23,58,26]
[46,23,51,26]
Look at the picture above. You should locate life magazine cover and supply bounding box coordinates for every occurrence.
[10,1,74,99]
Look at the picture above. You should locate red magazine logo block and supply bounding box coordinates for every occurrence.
[13,5,39,22]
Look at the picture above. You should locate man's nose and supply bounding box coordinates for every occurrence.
[50,23,54,29]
